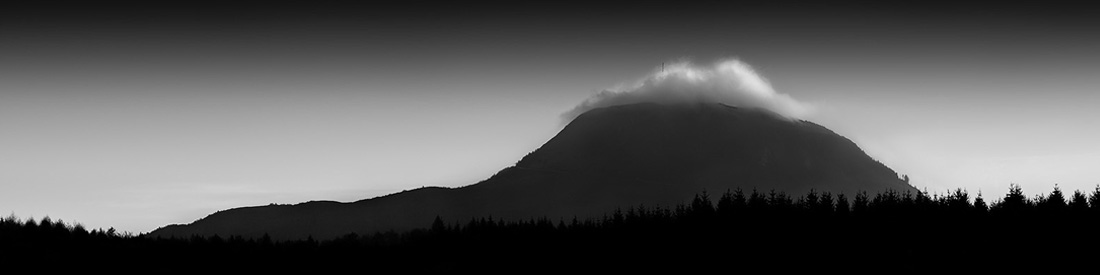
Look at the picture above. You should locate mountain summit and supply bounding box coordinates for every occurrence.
[149,103,915,240]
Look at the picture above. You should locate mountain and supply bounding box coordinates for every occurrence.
[148,102,915,240]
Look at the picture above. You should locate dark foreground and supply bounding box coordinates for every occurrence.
[3,186,1098,271]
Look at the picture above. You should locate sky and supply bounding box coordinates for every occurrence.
[2,2,1099,233]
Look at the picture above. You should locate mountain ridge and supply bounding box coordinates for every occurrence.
[149,102,915,240]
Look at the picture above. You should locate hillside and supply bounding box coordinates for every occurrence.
[149,102,915,240]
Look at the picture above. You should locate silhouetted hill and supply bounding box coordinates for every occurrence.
[149,102,915,240]
[13,185,1100,270]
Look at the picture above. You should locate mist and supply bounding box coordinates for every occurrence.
[563,59,813,122]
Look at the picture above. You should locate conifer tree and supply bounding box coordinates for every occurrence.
[1089,185,1100,212]
[853,191,869,215]
[1070,190,1089,212]
[974,191,989,214]
[835,194,850,216]
[431,216,447,233]
[998,184,1029,214]
[1039,185,1067,214]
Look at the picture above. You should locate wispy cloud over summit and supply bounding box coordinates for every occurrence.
[564,58,812,122]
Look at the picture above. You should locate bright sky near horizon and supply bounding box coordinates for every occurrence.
[2,3,1099,233]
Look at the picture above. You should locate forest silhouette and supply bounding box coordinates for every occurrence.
[3,185,1098,270]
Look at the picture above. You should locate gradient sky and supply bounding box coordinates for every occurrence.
[3,2,1099,233]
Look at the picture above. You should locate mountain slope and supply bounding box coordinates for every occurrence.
[149,102,915,240]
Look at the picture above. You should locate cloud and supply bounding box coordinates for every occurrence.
[563,58,812,121]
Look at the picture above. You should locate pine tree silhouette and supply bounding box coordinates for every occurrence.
[431,216,446,233]
[1070,190,1089,212]
[1088,185,1100,212]
[995,184,1030,215]
[853,191,869,215]
[974,191,989,214]
[1038,185,1068,215]
[835,193,850,217]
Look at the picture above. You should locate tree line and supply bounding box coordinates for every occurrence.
[3,184,1099,271]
